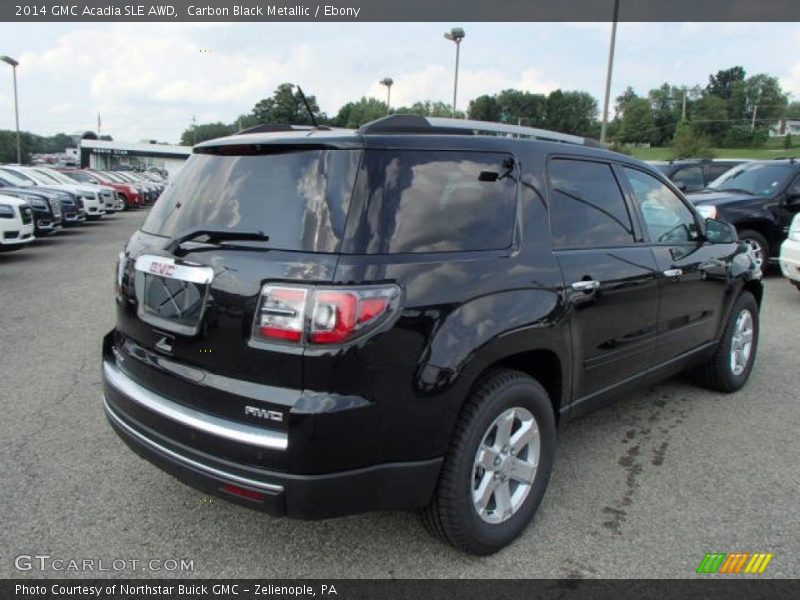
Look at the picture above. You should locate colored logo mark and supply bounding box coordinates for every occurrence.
[696,552,773,574]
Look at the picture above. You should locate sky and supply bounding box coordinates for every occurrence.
[0,22,798,144]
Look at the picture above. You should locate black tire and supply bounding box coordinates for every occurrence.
[737,229,769,275]
[420,369,556,555]
[694,291,759,393]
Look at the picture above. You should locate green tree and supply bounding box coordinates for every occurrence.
[671,121,714,159]
[617,97,655,144]
[691,94,729,145]
[786,102,800,119]
[393,100,463,118]
[706,66,746,100]
[468,94,502,122]
[331,97,389,128]
[744,74,788,129]
[179,122,234,146]
[614,86,639,118]
[496,89,547,127]
[251,83,326,125]
[544,90,597,136]
[784,133,793,150]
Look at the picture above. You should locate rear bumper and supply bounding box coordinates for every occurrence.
[102,355,442,519]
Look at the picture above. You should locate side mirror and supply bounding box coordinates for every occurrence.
[705,218,737,244]
[785,192,800,207]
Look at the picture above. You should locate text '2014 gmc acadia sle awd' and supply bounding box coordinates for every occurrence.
[102,116,762,555]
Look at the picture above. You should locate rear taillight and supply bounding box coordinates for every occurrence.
[253,284,401,346]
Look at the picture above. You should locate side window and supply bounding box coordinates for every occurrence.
[671,166,704,192]
[789,175,800,196]
[548,159,635,248]
[623,167,701,244]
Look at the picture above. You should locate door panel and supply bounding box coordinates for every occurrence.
[557,248,660,398]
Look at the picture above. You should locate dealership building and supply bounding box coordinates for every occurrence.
[78,137,192,177]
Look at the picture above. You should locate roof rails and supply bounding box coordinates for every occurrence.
[236,123,331,135]
[357,114,600,147]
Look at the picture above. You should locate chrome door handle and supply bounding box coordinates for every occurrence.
[571,280,600,292]
[663,268,683,278]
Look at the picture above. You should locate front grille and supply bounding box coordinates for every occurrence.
[4,231,19,239]
[20,206,33,225]
[75,198,84,209]
[49,198,62,218]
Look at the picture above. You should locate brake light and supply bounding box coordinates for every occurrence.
[253,285,400,346]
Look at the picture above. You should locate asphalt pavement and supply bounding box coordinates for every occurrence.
[1,210,798,578]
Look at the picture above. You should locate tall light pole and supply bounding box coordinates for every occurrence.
[599,0,619,146]
[444,27,465,117]
[1,55,21,164]
[379,77,394,114]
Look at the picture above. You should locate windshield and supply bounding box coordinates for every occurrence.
[142,148,360,253]
[64,171,94,183]
[37,169,76,184]
[100,172,123,183]
[0,168,34,187]
[708,163,794,196]
[27,169,62,184]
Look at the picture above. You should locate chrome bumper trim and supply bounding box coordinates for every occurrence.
[103,395,285,493]
[103,360,288,451]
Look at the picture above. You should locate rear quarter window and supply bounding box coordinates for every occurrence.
[350,150,517,254]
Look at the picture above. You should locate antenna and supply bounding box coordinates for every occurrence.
[295,86,319,128]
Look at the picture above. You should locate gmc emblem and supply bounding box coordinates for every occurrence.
[149,262,176,277]
[245,406,284,422]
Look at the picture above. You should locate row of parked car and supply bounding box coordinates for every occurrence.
[0,165,166,252]
[650,158,800,291]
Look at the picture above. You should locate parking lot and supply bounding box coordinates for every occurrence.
[1,209,798,579]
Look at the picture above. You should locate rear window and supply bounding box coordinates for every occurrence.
[350,150,517,254]
[142,149,361,253]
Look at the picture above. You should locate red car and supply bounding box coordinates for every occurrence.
[58,168,143,209]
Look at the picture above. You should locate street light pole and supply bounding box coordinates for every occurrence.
[1,55,21,164]
[379,77,394,114]
[444,27,465,117]
[599,0,619,146]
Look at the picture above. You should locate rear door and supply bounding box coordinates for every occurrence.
[548,157,660,400]
[620,165,735,362]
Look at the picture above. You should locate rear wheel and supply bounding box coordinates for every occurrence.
[693,291,759,392]
[420,369,556,555]
[737,229,769,275]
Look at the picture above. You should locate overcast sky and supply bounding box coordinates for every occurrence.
[0,22,798,144]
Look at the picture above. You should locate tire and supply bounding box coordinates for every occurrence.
[420,369,556,555]
[737,229,769,275]
[694,291,759,393]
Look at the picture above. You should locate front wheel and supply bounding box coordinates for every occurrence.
[694,291,759,392]
[420,369,556,555]
[737,229,769,275]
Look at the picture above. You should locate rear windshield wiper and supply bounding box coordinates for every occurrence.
[165,228,270,254]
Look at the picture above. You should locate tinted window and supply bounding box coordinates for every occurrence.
[354,150,517,254]
[548,159,634,248]
[671,166,704,192]
[709,162,794,196]
[142,149,360,253]
[708,163,735,180]
[624,167,700,244]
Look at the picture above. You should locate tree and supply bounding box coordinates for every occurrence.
[251,83,326,125]
[331,97,389,128]
[786,102,800,120]
[179,122,234,146]
[784,133,793,150]
[743,74,788,128]
[706,66,746,100]
[614,86,639,118]
[671,121,714,159]
[691,94,729,145]
[544,90,597,136]
[393,100,463,118]
[468,94,502,122]
[496,89,547,127]
[617,97,655,144]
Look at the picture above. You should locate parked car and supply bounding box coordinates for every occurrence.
[780,214,800,291]
[0,166,105,220]
[113,170,159,204]
[82,169,143,209]
[97,170,147,207]
[650,159,748,193]
[0,187,62,236]
[0,167,85,225]
[688,159,800,273]
[31,166,119,214]
[0,193,35,251]
[59,169,131,211]
[102,116,762,555]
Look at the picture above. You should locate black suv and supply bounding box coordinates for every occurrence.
[688,159,800,272]
[650,159,746,193]
[103,116,762,555]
